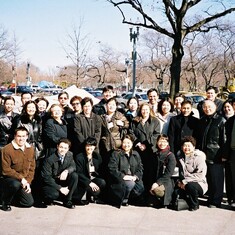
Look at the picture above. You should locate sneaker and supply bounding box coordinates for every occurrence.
[230,203,235,207]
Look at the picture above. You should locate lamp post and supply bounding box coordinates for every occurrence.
[129,26,139,96]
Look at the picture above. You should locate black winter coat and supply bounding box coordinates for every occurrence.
[41,151,76,191]
[152,148,176,205]
[168,113,199,155]
[43,118,68,157]
[74,151,103,188]
[197,113,226,163]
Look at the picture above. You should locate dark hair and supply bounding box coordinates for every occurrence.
[157,134,169,142]
[21,100,41,123]
[21,92,33,98]
[102,85,113,93]
[106,97,118,105]
[122,134,134,142]
[58,91,69,99]
[70,95,82,105]
[174,93,185,101]
[221,99,233,116]
[58,138,71,148]
[14,126,29,136]
[147,88,158,96]
[181,100,192,107]
[127,96,139,107]
[181,136,196,147]
[34,97,49,108]
[85,137,97,146]
[4,96,15,104]
[206,86,217,93]
[157,98,174,114]
[81,97,93,107]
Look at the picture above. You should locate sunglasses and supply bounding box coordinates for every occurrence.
[72,102,80,106]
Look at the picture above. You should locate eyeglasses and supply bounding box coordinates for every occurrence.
[59,97,67,100]
[72,102,80,106]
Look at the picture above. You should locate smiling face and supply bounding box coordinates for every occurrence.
[26,103,37,117]
[122,137,133,153]
[161,101,171,115]
[4,99,15,113]
[83,101,92,116]
[148,91,158,105]
[14,130,28,147]
[182,141,195,156]
[157,137,169,150]
[37,100,47,112]
[128,98,138,112]
[51,105,63,120]
[85,144,96,156]
[107,99,117,114]
[141,104,150,119]
[181,103,192,116]
[203,100,217,116]
[57,142,70,156]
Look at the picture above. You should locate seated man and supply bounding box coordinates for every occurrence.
[1,126,35,212]
[41,138,78,209]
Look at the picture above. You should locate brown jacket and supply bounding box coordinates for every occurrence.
[1,142,35,183]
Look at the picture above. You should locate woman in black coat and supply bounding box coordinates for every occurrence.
[74,137,106,204]
[130,103,161,191]
[43,104,68,157]
[108,135,144,208]
[149,134,176,208]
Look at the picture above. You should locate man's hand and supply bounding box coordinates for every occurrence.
[60,187,69,195]
[21,178,28,187]
[23,183,31,194]
[123,175,136,181]
[59,170,68,180]
[89,182,100,192]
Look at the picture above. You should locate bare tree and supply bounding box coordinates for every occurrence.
[107,0,235,98]
[60,18,91,86]
[0,25,12,60]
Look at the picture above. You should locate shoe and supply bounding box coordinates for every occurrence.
[189,205,199,211]
[122,199,129,207]
[2,203,11,212]
[208,204,220,208]
[78,200,89,206]
[231,203,235,207]
[34,201,48,208]
[63,200,75,209]
[44,199,55,206]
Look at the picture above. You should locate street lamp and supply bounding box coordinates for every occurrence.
[129,26,139,96]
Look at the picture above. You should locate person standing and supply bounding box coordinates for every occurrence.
[147,88,159,114]
[168,100,199,155]
[1,127,35,211]
[197,100,226,208]
[197,86,223,117]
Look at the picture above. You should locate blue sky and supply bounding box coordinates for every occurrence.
[0,0,133,72]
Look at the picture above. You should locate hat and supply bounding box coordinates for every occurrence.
[153,185,165,197]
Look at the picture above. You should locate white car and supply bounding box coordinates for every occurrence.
[116,92,149,108]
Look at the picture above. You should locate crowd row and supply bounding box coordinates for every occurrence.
[0,85,234,212]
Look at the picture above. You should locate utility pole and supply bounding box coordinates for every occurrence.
[129,26,139,96]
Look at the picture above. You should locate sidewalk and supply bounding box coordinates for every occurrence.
[1,202,235,235]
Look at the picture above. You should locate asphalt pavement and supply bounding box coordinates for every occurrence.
[1,200,235,235]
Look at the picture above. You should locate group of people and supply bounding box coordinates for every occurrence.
[0,85,234,212]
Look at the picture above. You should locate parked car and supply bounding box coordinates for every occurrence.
[116,92,149,107]
[184,94,205,106]
[0,90,13,97]
[30,84,42,93]
[8,85,34,94]
[40,85,63,95]
[88,90,103,100]
[228,92,235,99]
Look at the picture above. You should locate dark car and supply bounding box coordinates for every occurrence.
[228,92,235,99]
[8,85,34,94]
[185,95,205,105]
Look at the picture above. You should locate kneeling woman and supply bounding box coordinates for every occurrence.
[108,135,144,207]
[176,136,208,211]
[74,137,106,204]
[149,134,176,208]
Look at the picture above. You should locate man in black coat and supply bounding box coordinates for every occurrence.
[41,138,78,209]
[197,100,226,208]
[168,100,199,155]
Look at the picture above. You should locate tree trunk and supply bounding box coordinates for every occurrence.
[169,39,184,100]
